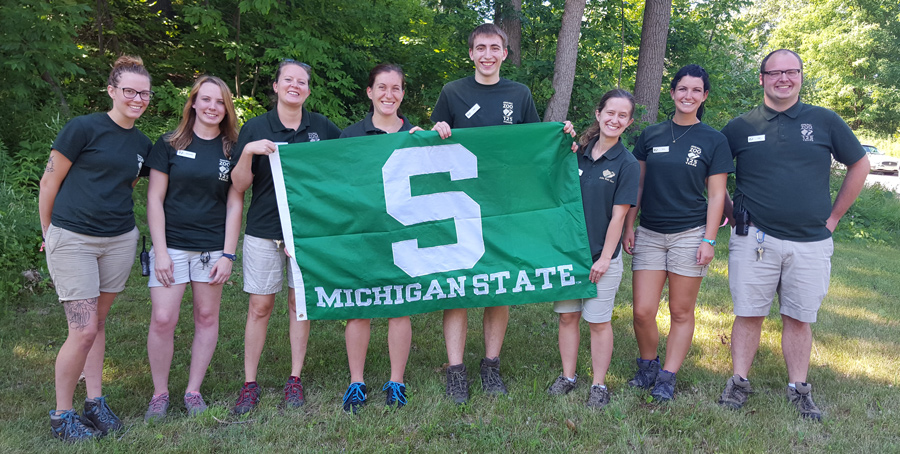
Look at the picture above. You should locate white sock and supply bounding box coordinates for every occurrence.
[788,382,797,389]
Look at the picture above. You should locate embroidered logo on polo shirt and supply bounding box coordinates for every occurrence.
[136,153,145,178]
[503,101,514,124]
[308,132,320,142]
[685,145,701,167]
[599,169,616,183]
[219,159,231,182]
[801,124,814,142]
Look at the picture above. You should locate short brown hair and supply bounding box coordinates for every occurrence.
[468,24,508,49]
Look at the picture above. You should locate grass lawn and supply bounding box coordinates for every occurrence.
[1,229,898,453]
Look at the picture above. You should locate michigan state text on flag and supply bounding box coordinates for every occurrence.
[270,122,595,321]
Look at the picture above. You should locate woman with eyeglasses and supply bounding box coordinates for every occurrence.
[142,75,243,422]
[621,64,733,402]
[338,63,424,413]
[40,55,153,442]
[229,59,341,414]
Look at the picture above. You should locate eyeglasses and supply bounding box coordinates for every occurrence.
[116,86,155,101]
[761,69,801,79]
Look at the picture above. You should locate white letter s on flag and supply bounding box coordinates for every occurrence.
[383,144,485,277]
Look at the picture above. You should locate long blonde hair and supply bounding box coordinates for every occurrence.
[167,76,238,158]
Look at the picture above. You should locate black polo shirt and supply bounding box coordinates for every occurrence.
[578,138,640,261]
[235,108,342,240]
[146,133,235,251]
[632,121,734,233]
[431,76,540,128]
[721,101,865,241]
[339,112,414,138]
[50,112,152,236]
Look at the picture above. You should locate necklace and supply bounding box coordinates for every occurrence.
[670,120,697,143]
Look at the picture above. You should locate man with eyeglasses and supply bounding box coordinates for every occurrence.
[716,49,869,420]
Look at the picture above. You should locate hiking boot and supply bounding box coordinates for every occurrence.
[144,393,169,422]
[547,374,577,396]
[650,370,676,402]
[787,382,822,421]
[446,363,469,404]
[383,381,408,408]
[627,356,660,390]
[83,396,123,436]
[233,381,260,415]
[480,357,508,395]
[718,374,753,410]
[50,409,97,442]
[283,376,305,408]
[586,385,611,409]
[184,392,208,417]
[342,382,367,414]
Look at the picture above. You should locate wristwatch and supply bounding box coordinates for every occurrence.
[701,238,717,246]
[222,253,237,261]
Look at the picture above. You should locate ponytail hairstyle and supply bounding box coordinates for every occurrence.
[669,64,710,121]
[167,75,239,159]
[578,89,635,147]
[108,55,151,87]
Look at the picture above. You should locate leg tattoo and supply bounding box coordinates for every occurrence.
[64,298,98,331]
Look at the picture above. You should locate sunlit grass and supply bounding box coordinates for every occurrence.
[1,236,899,452]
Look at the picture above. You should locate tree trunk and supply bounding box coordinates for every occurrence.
[633,0,671,123]
[41,71,70,119]
[494,0,523,66]
[543,0,586,122]
[234,8,241,97]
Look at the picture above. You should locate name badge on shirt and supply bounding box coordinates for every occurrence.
[465,104,481,119]
[176,150,196,159]
[748,135,766,143]
[652,146,669,153]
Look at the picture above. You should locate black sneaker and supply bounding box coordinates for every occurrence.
[480,357,508,395]
[547,374,577,395]
[342,382,367,414]
[383,381,408,408]
[446,363,469,404]
[627,356,660,389]
[586,385,611,409]
[283,376,305,408]
[650,370,676,402]
[787,382,822,421]
[233,381,260,415]
[83,396,123,436]
[50,409,97,442]
[718,374,753,410]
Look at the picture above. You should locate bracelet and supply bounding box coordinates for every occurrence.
[222,253,237,262]
[701,238,717,246]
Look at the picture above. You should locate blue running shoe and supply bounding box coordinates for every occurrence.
[383,381,408,408]
[342,382,367,414]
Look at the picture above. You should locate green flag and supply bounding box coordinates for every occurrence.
[270,122,595,321]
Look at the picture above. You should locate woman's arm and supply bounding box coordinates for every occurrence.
[698,173,728,266]
[38,150,73,236]
[231,140,277,193]
[621,160,646,255]
[590,204,631,283]
[147,169,174,286]
[209,185,244,284]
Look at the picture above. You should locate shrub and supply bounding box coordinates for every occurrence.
[0,180,45,300]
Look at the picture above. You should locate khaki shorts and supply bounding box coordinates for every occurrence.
[45,223,139,301]
[242,234,295,294]
[553,257,623,323]
[728,228,833,323]
[631,225,708,277]
[148,247,224,287]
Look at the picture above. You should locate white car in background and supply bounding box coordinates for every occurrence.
[863,145,899,176]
